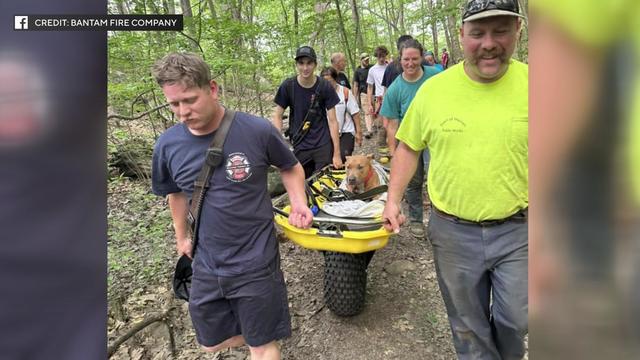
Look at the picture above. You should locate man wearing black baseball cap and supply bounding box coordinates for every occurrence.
[273,46,342,177]
[383,1,528,359]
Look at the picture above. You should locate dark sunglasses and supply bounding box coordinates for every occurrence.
[463,0,519,19]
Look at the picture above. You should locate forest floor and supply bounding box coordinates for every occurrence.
[108,127,459,359]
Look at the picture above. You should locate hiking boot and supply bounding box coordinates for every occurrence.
[409,222,424,238]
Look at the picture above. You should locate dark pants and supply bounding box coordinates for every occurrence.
[339,132,355,163]
[427,209,528,360]
[294,141,333,178]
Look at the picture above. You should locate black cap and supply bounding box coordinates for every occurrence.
[295,46,317,62]
[173,254,192,301]
[462,0,524,22]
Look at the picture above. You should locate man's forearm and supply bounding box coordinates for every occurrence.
[327,108,341,156]
[353,113,362,134]
[280,163,307,207]
[387,143,420,205]
[272,106,284,132]
[167,192,190,240]
[367,86,373,106]
[387,120,399,155]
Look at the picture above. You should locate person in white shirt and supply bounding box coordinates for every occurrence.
[320,66,362,162]
[365,45,388,139]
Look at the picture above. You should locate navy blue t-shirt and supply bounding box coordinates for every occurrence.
[381,60,402,88]
[152,111,299,276]
[274,76,340,151]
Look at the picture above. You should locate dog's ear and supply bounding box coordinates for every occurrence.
[366,154,374,160]
[345,156,352,164]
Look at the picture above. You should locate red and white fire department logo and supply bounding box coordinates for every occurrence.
[225,152,252,182]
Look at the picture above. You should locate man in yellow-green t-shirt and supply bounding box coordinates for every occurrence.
[382,1,528,358]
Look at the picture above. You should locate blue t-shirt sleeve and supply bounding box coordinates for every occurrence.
[379,85,400,120]
[322,81,340,110]
[266,124,299,170]
[273,80,290,109]
[151,140,181,197]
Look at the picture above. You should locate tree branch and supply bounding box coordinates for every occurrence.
[108,103,170,121]
[107,307,177,358]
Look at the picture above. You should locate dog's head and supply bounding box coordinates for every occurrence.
[344,154,374,194]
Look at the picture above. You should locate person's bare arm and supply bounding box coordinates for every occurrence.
[367,84,374,115]
[381,142,420,233]
[326,107,343,168]
[167,192,192,258]
[353,112,362,147]
[279,163,313,229]
[271,105,285,132]
[386,119,399,156]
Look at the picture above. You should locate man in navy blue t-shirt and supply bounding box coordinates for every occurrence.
[272,45,342,178]
[151,52,312,359]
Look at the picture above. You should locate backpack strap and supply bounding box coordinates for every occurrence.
[290,76,325,147]
[187,108,236,256]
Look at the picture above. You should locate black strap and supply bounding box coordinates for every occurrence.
[290,76,325,147]
[349,185,388,200]
[188,108,236,255]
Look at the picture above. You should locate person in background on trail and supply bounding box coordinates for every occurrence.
[378,35,419,149]
[365,46,388,140]
[379,39,441,239]
[382,0,528,358]
[320,66,362,163]
[330,52,351,89]
[151,52,313,360]
[352,52,373,139]
[424,50,444,71]
[441,48,450,69]
[381,34,415,93]
[272,45,342,178]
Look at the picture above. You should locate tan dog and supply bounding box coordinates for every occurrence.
[344,154,380,194]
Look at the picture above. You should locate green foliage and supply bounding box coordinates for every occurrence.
[107,177,173,297]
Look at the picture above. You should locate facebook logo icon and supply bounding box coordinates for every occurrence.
[14,16,29,30]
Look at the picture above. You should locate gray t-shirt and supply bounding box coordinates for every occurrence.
[152,111,298,276]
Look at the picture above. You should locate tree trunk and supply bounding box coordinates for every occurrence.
[398,0,405,35]
[334,0,355,72]
[382,0,395,48]
[115,0,127,14]
[164,0,175,14]
[427,0,439,58]
[443,18,453,60]
[180,0,197,38]
[309,2,330,49]
[180,0,192,17]
[349,0,364,53]
[294,0,300,48]
[206,0,216,19]
[444,0,462,63]
[516,0,528,62]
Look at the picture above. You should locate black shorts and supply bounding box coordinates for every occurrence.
[294,141,333,178]
[188,258,291,347]
[339,132,355,163]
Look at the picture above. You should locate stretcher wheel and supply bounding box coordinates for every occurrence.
[323,251,368,316]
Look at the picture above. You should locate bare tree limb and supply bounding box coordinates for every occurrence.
[178,31,205,57]
[107,307,177,358]
[108,103,169,121]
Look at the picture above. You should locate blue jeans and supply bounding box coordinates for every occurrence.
[427,209,528,360]
[405,149,430,223]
